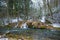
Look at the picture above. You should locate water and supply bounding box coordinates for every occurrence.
[0,28,60,40]
[40,16,45,23]
[0,38,8,40]
[21,23,28,29]
[0,18,23,26]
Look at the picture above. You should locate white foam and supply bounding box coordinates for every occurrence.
[21,23,28,29]
[0,38,8,40]
[40,16,45,23]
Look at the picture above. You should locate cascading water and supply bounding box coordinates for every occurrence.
[21,22,28,29]
[31,0,46,23]
[3,18,9,25]
[51,12,60,28]
[40,10,46,23]
[41,16,45,23]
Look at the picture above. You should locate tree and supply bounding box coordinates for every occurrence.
[46,0,53,17]
[23,0,30,20]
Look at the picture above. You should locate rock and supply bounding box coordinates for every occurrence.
[26,21,33,28]
[17,21,25,28]
[46,25,53,29]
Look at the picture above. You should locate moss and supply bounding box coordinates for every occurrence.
[31,26,46,29]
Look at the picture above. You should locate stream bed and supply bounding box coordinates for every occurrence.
[0,28,60,40]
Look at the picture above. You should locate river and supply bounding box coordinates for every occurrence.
[0,28,60,40]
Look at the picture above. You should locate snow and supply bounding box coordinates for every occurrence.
[11,19,18,23]
[52,23,60,28]
[3,18,23,25]
[3,18,9,25]
[11,18,23,23]
[0,1,7,7]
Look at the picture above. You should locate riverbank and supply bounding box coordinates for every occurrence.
[0,29,60,40]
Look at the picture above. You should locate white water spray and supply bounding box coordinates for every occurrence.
[41,16,45,23]
[41,10,46,23]
[21,23,28,29]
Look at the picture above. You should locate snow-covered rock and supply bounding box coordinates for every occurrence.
[11,18,23,23]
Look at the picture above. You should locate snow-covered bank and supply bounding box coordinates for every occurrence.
[11,18,23,23]
[2,18,23,25]
[51,23,60,28]
[0,38,8,40]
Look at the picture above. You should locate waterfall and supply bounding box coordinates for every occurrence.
[51,12,60,28]
[21,23,28,29]
[52,23,60,28]
[3,18,9,25]
[40,10,45,23]
[41,16,45,23]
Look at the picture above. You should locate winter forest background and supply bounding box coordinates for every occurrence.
[0,0,60,27]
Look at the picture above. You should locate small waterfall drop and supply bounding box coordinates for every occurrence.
[41,16,45,23]
[40,10,45,23]
[21,22,28,29]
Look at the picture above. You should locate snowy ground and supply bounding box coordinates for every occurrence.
[51,23,60,28]
[0,18,23,25]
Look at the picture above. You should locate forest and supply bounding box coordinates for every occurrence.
[0,0,60,28]
[0,0,60,40]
